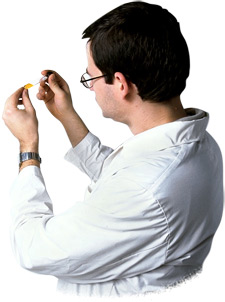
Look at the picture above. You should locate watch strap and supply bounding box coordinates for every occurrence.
[19,152,42,164]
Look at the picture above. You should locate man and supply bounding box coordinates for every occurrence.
[2,1,223,297]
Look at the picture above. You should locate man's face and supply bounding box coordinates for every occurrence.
[86,43,119,120]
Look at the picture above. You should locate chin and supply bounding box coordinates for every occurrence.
[102,112,110,119]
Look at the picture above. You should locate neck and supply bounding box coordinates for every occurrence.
[126,96,187,135]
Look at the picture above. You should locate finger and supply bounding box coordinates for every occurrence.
[18,98,23,105]
[22,89,35,111]
[41,70,69,92]
[37,83,47,99]
[41,69,53,76]
[39,85,48,94]
[37,86,54,101]
[47,73,63,95]
[39,79,48,88]
[37,84,50,97]
[6,87,24,108]
[41,70,64,82]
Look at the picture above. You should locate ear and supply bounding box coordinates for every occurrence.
[114,72,130,98]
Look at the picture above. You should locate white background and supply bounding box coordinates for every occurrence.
[0,0,224,301]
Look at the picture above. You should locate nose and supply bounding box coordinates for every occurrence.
[89,80,94,91]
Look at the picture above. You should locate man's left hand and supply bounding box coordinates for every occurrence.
[2,87,39,152]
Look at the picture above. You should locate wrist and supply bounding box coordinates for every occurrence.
[61,112,89,148]
[19,152,41,172]
[19,159,40,172]
[59,109,77,126]
[20,140,39,153]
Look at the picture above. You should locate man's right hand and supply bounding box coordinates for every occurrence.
[37,70,75,123]
[37,70,89,148]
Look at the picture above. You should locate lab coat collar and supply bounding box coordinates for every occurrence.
[103,108,209,167]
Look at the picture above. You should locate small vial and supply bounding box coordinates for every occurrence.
[24,72,52,89]
[24,83,34,89]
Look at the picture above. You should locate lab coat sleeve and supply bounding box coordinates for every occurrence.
[64,132,113,182]
[10,166,169,284]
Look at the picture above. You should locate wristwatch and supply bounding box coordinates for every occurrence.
[19,152,42,166]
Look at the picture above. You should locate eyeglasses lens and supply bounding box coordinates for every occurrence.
[82,73,92,88]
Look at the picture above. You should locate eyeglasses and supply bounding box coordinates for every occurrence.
[80,72,107,88]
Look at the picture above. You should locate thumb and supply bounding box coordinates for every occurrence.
[48,73,62,94]
[22,89,35,111]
